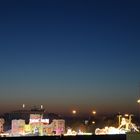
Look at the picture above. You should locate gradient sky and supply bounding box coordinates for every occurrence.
[0,0,140,115]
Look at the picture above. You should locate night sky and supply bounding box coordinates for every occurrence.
[0,0,140,115]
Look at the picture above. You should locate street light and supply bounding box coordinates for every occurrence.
[72,110,77,115]
[137,99,140,103]
[92,110,96,115]
[90,110,96,125]
[137,99,140,120]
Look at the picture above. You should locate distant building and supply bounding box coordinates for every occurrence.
[52,119,65,135]
[4,107,46,124]
[3,106,63,135]
[44,119,65,135]
[11,119,25,136]
[29,114,49,136]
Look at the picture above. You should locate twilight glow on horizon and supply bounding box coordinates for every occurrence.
[0,0,140,115]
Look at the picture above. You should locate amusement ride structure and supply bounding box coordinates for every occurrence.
[95,115,139,135]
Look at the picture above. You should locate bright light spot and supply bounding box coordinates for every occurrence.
[92,121,95,124]
[137,99,140,103]
[92,110,96,115]
[124,114,129,117]
[41,105,43,109]
[95,126,125,135]
[72,110,76,114]
[22,104,25,108]
[95,116,139,135]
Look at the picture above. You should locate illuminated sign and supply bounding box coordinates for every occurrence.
[29,119,49,124]
[41,119,49,123]
[29,114,49,124]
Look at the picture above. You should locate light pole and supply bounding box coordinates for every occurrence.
[90,110,96,124]
[137,99,140,121]
[71,109,77,131]
[72,110,77,121]
[88,110,96,133]
[91,110,96,120]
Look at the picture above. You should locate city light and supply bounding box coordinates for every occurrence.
[92,110,96,115]
[40,105,43,109]
[22,104,25,109]
[137,99,140,103]
[72,110,76,114]
[124,114,129,117]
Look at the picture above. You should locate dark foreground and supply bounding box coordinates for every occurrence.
[0,135,126,140]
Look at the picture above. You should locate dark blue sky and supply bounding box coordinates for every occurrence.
[0,0,140,114]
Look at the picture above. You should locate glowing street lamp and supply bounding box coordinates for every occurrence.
[137,99,140,104]
[72,110,77,115]
[90,110,96,125]
[92,110,96,115]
